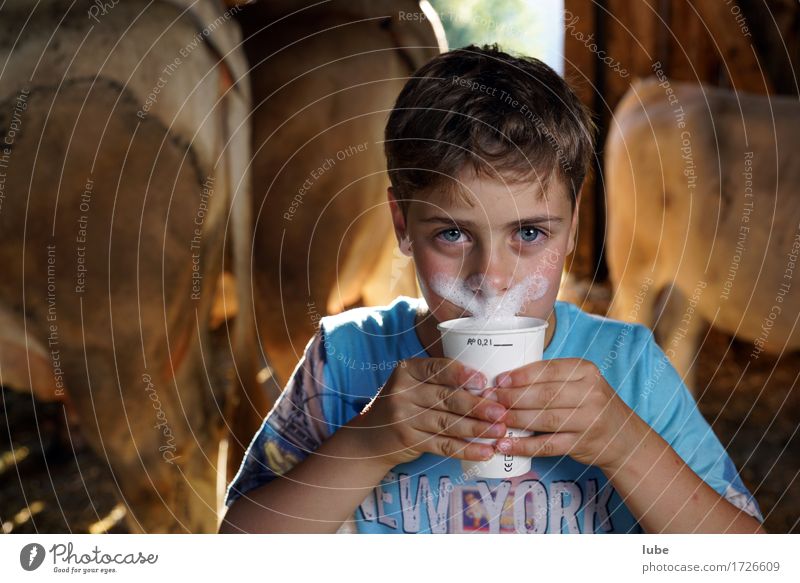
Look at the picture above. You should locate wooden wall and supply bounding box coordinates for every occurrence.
[564,0,799,281]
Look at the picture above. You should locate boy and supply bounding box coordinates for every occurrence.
[220,45,764,534]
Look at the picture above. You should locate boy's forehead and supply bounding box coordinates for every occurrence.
[413,172,569,218]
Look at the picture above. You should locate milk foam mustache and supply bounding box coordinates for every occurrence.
[430,272,548,321]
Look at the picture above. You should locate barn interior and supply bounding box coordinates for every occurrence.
[0,0,797,534]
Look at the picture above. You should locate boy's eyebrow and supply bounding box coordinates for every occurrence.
[420,215,565,228]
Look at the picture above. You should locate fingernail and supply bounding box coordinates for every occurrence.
[465,373,486,390]
[496,439,511,453]
[486,406,505,422]
[496,374,512,388]
[488,423,505,437]
[480,446,494,460]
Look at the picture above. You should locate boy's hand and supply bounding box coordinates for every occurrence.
[350,358,509,468]
[490,358,650,473]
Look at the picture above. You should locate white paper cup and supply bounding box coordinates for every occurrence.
[437,316,548,479]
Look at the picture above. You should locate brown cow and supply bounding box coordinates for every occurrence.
[233,0,444,392]
[605,76,800,393]
[0,0,260,532]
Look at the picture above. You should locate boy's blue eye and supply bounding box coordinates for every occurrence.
[439,228,464,243]
[518,226,544,243]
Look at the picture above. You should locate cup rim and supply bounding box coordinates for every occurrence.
[436,316,549,335]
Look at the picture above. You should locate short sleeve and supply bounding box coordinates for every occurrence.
[224,328,332,508]
[642,332,764,522]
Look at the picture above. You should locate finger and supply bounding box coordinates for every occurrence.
[494,358,588,388]
[502,408,588,433]
[480,388,499,402]
[414,408,507,440]
[493,381,586,410]
[416,384,507,423]
[420,434,496,461]
[405,357,487,391]
[495,432,577,458]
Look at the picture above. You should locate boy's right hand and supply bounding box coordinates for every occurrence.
[348,358,508,468]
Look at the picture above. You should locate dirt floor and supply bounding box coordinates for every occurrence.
[2,280,798,533]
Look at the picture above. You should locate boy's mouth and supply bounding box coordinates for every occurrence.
[430,273,549,320]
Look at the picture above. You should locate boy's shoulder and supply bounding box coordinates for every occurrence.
[552,299,655,354]
[315,297,425,403]
[319,295,422,337]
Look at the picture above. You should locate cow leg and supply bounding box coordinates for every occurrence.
[652,284,705,395]
[607,270,661,328]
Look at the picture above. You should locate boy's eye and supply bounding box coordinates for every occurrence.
[517,226,544,243]
[438,228,466,243]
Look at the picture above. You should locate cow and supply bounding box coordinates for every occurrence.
[605,76,800,393]
[0,0,262,532]
[233,0,445,390]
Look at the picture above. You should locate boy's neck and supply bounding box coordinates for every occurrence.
[414,302,557,359]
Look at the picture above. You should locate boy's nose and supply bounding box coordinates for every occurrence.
[466,252,514,294]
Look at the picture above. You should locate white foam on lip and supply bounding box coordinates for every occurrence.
[431,272,549,322]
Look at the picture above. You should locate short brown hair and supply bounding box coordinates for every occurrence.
[384,44,595,215]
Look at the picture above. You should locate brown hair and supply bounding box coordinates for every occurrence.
[384,44,595,215]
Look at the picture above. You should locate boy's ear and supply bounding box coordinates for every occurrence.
[388,186,413,256]
[566,190,581,256]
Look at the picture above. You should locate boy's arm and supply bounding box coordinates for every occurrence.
[221,351,501,533]
[601,415,766,534]
[493,355,765,534]
[219,416,393,533]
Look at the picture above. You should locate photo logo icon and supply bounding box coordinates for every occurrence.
[20,543,46,571]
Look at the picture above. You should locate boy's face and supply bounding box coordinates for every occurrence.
[389,170,578,325]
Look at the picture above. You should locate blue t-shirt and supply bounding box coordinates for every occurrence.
[225,297,762,533]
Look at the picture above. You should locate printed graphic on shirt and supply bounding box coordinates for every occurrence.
[263,332,330,457]
[356,469,619,534]
[224,332,331,506]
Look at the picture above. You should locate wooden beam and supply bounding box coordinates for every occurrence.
[563,0,599,280]
[692,0,772,94]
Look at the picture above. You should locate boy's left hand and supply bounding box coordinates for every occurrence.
[489,358,650,473]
